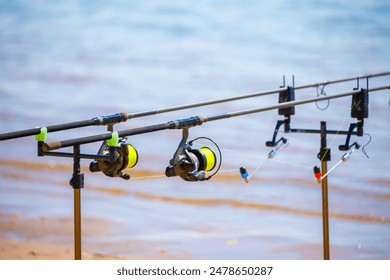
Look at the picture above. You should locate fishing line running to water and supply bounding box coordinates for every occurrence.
[319,114,350,163]
[131,174,166,180]
[129,141,314,181]
[130,129,372,182]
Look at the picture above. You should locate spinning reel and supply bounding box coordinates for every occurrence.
[165,128,221,181]
[89,136,138,180]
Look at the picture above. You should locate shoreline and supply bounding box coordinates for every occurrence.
[0,238,127,260]
[0,212,189,260]
[0,212,128,260]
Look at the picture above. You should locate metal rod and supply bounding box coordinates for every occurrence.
[42,151,109,160]
[321,160,330,260]
[291,128,354,135]
[71,144,83,260]
[294,71,390,90]
[42,85,390,151]
[127,87,285,119]
[1,72,389,142]
[74,188,82,260]
[42,122,175,151]
[319,121,330,260]
[0,119,98,141]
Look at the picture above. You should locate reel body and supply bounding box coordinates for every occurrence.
[165,128,220,182]
[89,139,138,180]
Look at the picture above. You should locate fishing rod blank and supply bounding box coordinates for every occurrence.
[0,113,129,141]
[294,71,390,90]
[203,85,389,122]
[42,85,390,151]
[42,116,204,151]
[1,71,389,142]
[126,72,390,119]
[0,87,284,141]
[126,87,284,119]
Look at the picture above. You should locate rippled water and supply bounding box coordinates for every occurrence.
[0,0,389,259]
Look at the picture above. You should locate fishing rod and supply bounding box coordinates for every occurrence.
[0,86,284,141]
[1,71,389,141]
[42,85,389,151]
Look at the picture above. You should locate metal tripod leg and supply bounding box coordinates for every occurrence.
[318,121,330,260]
[69,145,84,260]
[321,160,330,260]
[74,188,81,260]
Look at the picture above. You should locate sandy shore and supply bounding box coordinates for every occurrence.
[0,212,129,260]
[0,238,124,260]
[0,211,194,260]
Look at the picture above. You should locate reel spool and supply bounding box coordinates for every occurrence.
[165,128,221,182]
[89,137,138,180]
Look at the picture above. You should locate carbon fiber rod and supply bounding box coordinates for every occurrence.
[202,85,389,122]
[1,71,389,141]
[42,85,389,151]
[294,71,390,90]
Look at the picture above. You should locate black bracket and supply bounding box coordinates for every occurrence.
[278,86,295,117]
[266,120,288,147]
[337,87,368,151]
[267,77,295,144]
[69,145,84,189]
[338,123,362,151]
[351,88,369,120]
[70,173,84,189]
[317,121,331,162]
[37,141,113,188]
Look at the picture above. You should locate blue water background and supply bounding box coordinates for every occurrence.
[0,0,389,259]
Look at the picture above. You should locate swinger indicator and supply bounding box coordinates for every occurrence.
[321,148,357,180]
[313,166,322,184]
[268,138,289,159]
[268,150,277,159]
[240,166,249,183]
[340,148,355,162]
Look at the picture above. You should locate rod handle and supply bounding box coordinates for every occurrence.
[42,141,62,151]
[169,115,204,129]
[93,112,128,125]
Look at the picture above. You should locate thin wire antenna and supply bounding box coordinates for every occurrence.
[361,133,372,159]
[316,85,330,110]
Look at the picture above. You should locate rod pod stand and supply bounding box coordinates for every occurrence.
[266,119,333,260]
[36,126,121,260]
[37,141,84,260]
[317,121,331,260]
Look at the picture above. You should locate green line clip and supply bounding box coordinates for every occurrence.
[35,127,48,142]
[106,131,119,147]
